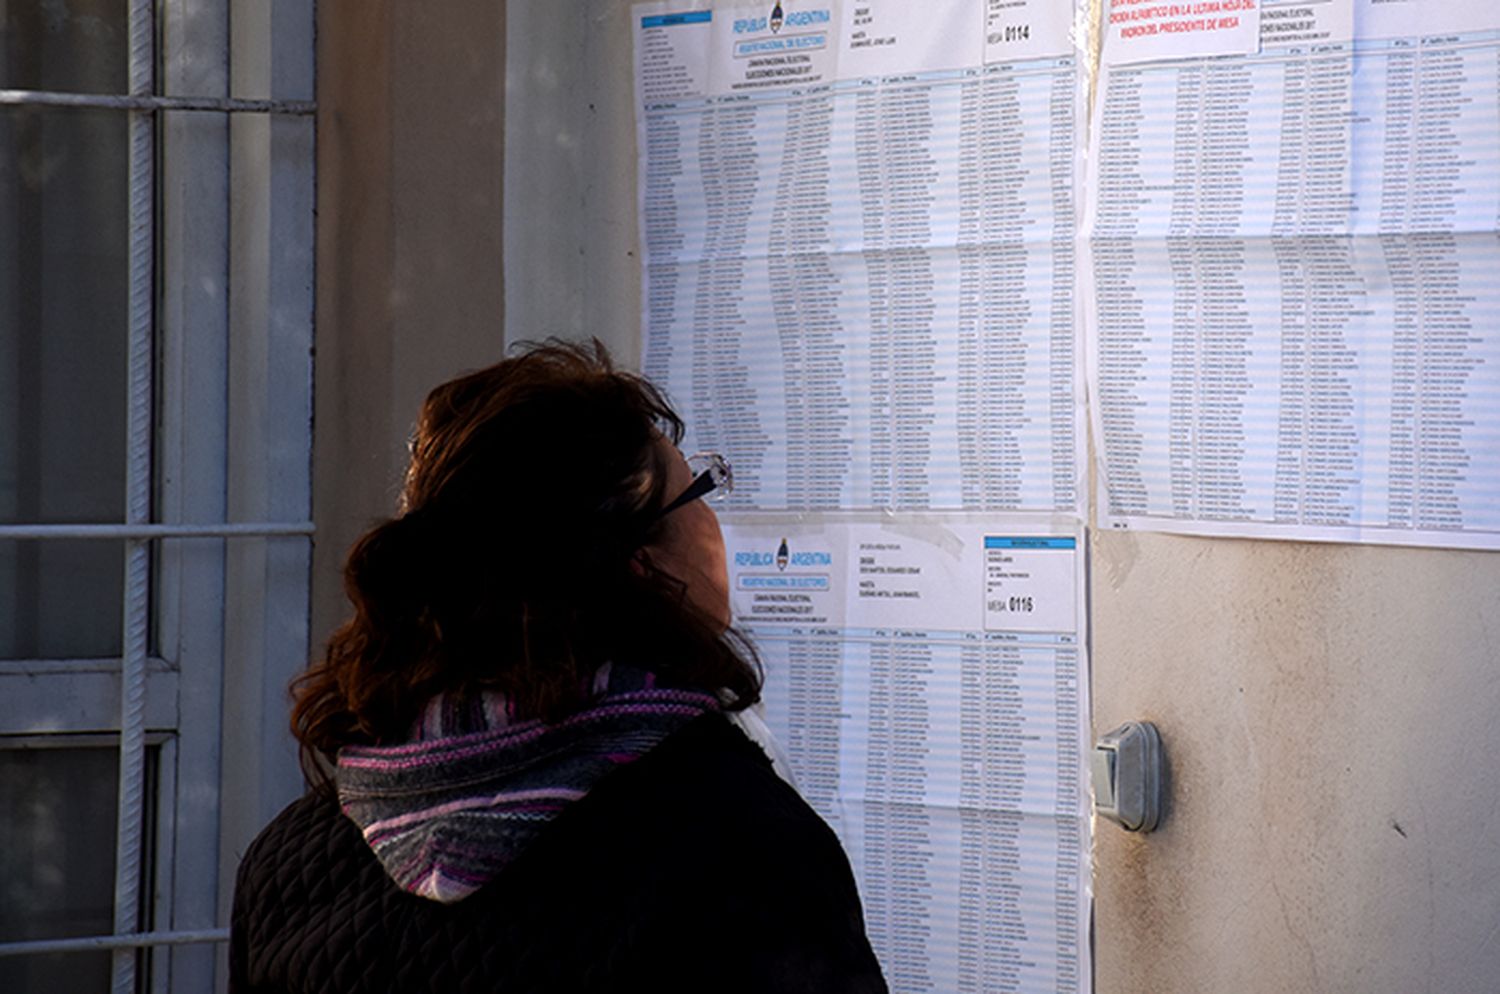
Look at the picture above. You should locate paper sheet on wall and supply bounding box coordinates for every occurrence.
[725,517,1090,993]
[1085,0,1500,549]
[634,0,1085,516]
[633,2,1092,991]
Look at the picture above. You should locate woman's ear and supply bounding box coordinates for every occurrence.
[629,548,651,578]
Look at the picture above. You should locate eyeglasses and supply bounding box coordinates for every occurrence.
[654,451,733,520]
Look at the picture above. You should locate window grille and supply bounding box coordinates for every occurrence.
[0,2,315,991]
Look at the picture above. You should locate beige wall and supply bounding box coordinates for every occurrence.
[1092,533,1500,993]
[503,1,641,365]
[313,0,508,644]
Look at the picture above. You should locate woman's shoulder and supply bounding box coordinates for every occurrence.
[606,712,809,814]
[555,712,887,992]
[243,785,344,850]
[233,787,360,911]
[563,711,846,872]
[232,713,886,993]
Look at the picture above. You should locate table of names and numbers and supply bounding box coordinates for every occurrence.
[725,521,1089,994]
[637,0,1085,515]
[636,5,1093,991]
[1086,0,1500,548]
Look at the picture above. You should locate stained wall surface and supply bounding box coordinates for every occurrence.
[1092,531,1500,993]
[313,0,508,642]
[505,4,1500,992]
[503,2,641,365]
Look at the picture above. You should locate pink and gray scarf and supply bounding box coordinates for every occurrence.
[336,663,718,903]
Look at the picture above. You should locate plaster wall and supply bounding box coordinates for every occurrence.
[313,0,508,644]
[503,1,641,365]
[502,3,1500,992]
[1092,531,1500,993]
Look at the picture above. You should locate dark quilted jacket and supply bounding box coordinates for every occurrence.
[230,713,888,994]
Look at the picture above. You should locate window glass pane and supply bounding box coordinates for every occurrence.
[0,1,127,94]
[0,104,128,659]
[0,541,123,659]
[0,744,157,993]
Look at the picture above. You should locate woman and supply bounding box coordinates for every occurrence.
[230,340,887,993]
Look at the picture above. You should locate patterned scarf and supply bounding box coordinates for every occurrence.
[336,663,719,903]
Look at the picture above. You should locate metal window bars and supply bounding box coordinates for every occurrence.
[0,90,315,115]
[0,2,316,991]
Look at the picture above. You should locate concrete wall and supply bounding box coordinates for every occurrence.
[503,2,641,365]
[502,3,1500,992]
[1092,533,1500,993]
[313,0,508,643]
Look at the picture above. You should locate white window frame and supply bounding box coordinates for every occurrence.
[0,2,315,992]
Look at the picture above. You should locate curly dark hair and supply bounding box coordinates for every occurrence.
[291,339,761,781]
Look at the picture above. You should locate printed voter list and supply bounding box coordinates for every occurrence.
[634,0,1087,518]
[724,518,1090,994]
[634,2,1093,990]
[1085,0,1500,549]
